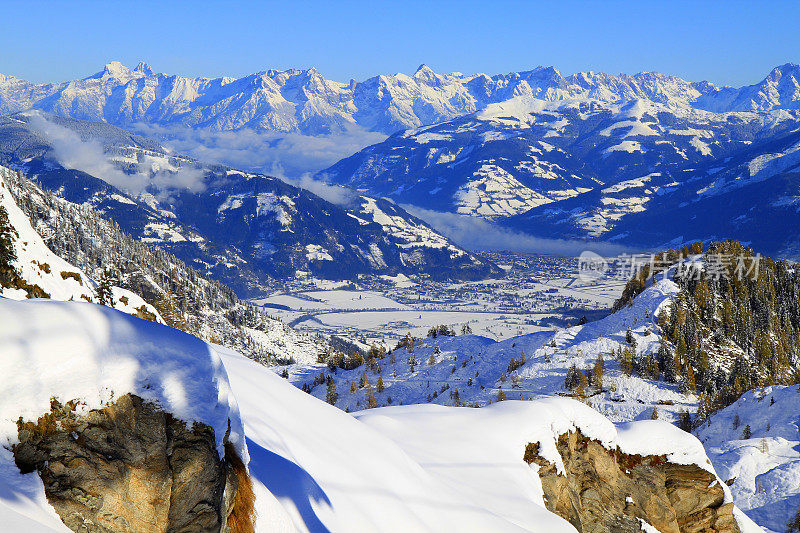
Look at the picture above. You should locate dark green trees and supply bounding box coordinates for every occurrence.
[0,205,19,287]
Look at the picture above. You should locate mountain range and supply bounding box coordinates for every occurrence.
[2,61,800,136]
[317,66,800,256]
[1,61,797,532]
[2,61,800,257]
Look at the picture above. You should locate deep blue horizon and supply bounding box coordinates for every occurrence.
[2,0,798,87]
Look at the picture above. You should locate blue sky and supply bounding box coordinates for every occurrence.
[2,0,796,86]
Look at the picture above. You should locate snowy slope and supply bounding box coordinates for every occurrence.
[220,346,566,532]
[0,296,761,532]
[697,385,800,533]
[298,278,691,423]
[0,167,161,319]
[1,164,330,365]
[323,91,800,256]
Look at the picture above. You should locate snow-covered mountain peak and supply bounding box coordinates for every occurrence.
[133,61,154,76]
[695,63,800,112]
[766,62,800,82]
[529,65,564,83]
[91,60,144,82]
[412,63,442,83]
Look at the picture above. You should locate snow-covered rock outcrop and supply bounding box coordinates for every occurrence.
[0,296,762,532]
[0,298,250,532]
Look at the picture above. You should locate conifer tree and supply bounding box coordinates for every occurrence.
[682,365,697,394]
[367,390,378,409]
[621,347,634,376]
[651,407,659,420]
[376,375,385,393]
[787,504,800,533]
[325,378,338,405]
[593,354,604,390]
[697,393,712,423]
[678,410,692,432]
[626,327,635,346]
[452,389,461,407]
[741,424,752,439]
[0,205,19,287]
[576,371,588,400]
[497,388,507,402]
[564,364,581,390]
[96,268,115,307]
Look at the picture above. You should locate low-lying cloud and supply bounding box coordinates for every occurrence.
[282,174,358,206]
[27,113,380,206]
[28,113,143,193]
[404,205,633,257]
[133,123,386,177]
[26,113,209,198]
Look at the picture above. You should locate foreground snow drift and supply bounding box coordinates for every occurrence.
[221,345,762,532]
[0,298,246,531]
[0,297,761,532]
[697,385,800,533]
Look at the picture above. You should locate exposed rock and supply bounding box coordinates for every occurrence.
[524,430,740,533]
[13,394,253,533]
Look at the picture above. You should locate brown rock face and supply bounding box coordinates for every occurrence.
[13,394,253,533]
[524,431,740,533]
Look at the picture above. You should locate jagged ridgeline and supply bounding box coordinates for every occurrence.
[614,240,800,421]
[1,166,325,364]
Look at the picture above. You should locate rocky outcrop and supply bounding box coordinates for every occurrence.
[13,394,253,533]
[524,430,740,533]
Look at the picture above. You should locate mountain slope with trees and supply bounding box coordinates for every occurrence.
[1,164,327,364]
[0,112,501,290]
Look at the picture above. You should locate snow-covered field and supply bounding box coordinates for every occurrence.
[255,252,625,344]
[291,278,696,423]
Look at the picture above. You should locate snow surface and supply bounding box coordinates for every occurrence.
[224,346,761,533]
[0,296,762,532]
[0,298,246,531]
[302,278,689,422]
[455,164,552,218]
[697,385,800,533]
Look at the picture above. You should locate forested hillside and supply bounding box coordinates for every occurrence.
[614,240,800,423]
[1,165,326,364]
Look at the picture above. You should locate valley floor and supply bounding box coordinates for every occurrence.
[254,252,624,344]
